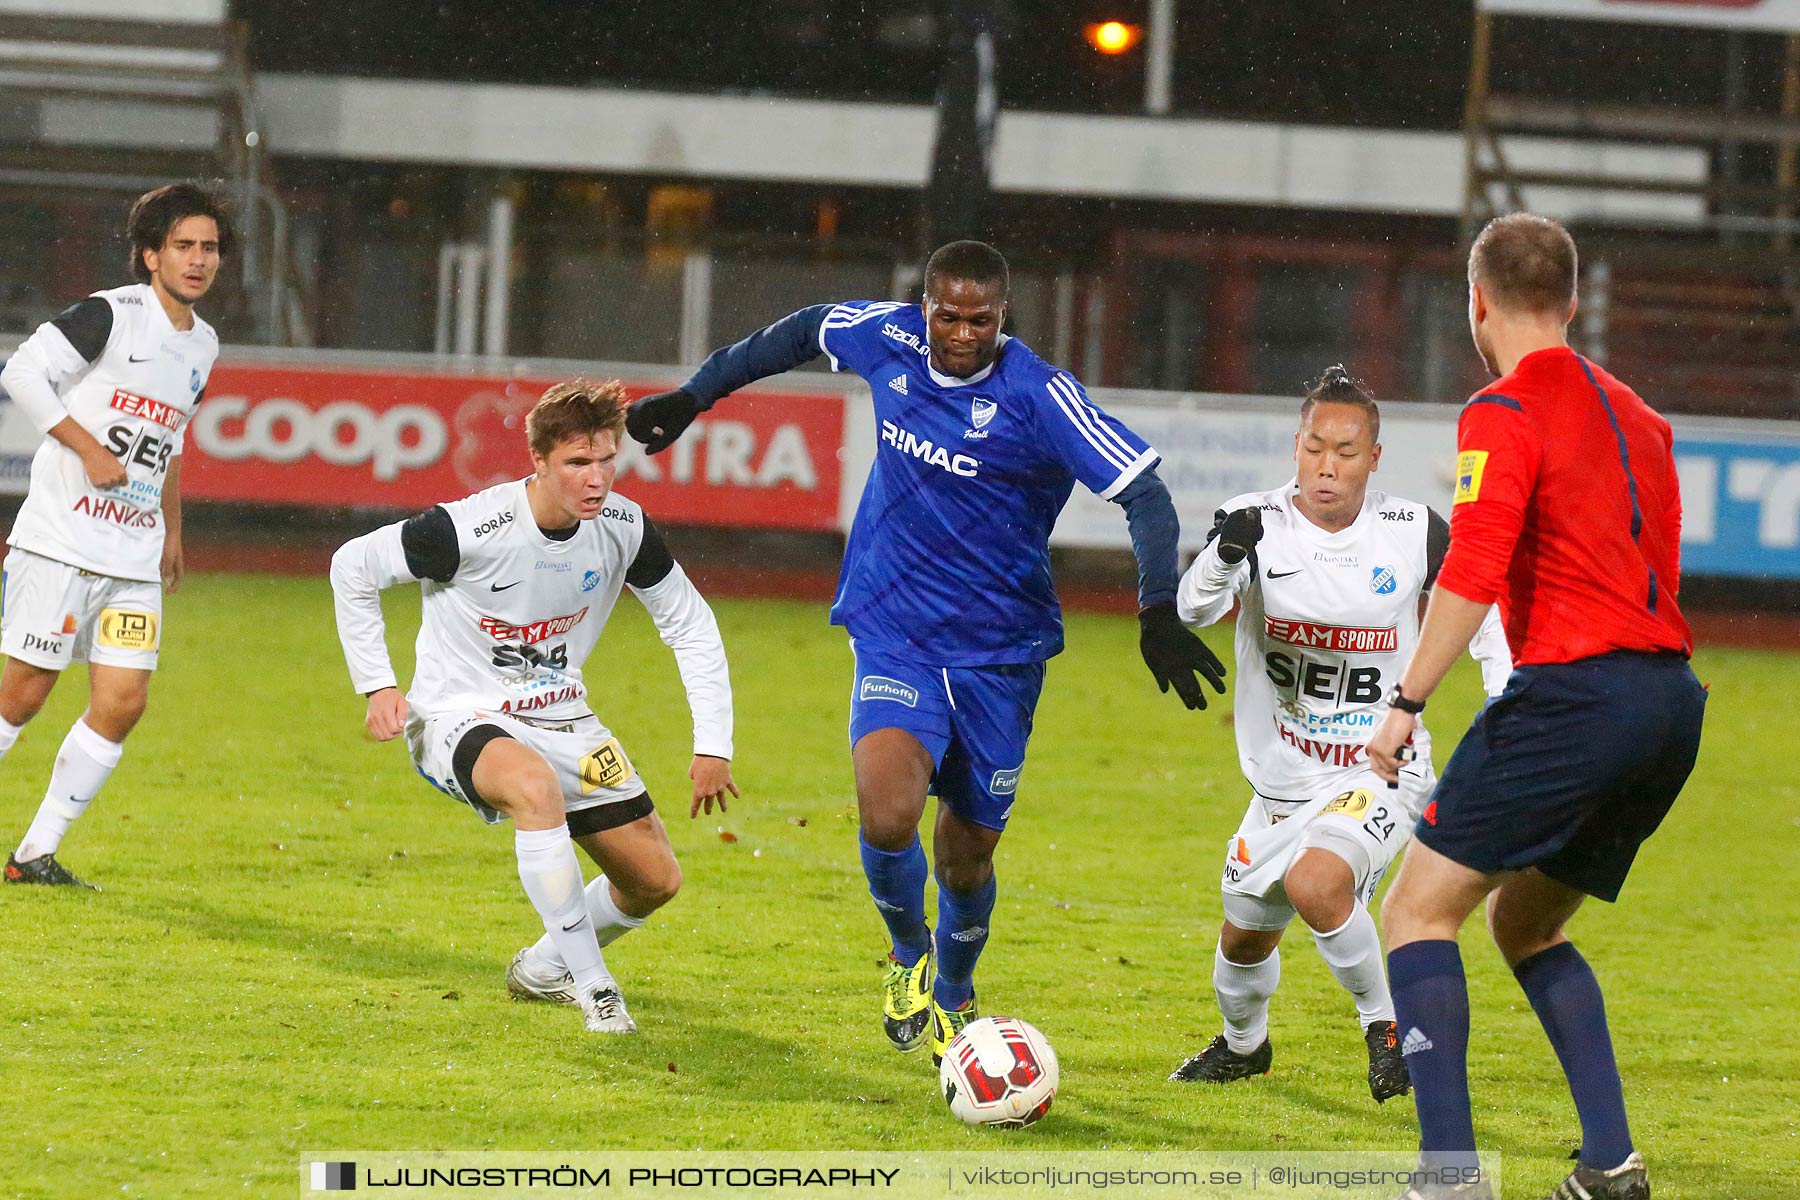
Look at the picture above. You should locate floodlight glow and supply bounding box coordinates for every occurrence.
[1084,21,1142,55]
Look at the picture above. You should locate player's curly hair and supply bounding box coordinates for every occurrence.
[1300,364,1380,444]
[527,378,630,459]
[126,181,235,283]
[1469,212,1577,316]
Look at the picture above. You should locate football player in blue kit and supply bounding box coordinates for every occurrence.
[627,240,1224,1062]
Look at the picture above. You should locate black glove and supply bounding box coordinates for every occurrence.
[1212,506,1263,569]
[1138,601,1228,711]
[626,388,702,454]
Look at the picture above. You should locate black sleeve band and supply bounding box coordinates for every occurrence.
[625,514,675,589]
[1424,509,1451,590]
[49,297,113,363]
[400,505,460,583]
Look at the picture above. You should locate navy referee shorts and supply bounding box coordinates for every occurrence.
[1417,650,1706,902]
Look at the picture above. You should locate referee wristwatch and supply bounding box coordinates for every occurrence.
[1388,684,1427,714]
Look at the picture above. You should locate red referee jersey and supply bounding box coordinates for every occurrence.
[1434,346,1692,666]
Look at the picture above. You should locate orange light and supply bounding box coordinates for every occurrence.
[1084,20,1142,55]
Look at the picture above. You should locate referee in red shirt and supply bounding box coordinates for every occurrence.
[1367,214,1705,1200]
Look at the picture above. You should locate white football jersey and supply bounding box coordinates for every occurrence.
[2,284,216,582]
[331,479,732,758]
[1178,482,1510,805]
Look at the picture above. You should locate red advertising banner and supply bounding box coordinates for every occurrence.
[181,363,846,530]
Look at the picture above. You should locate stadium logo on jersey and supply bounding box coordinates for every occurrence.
[879,420,980,478]
[989,765,1022,795]
[888,374,909,395]
[108,389,185,431]
[859,675,920,707]
[581,570,601,592]
[1264,616,1398,654]
[1455,451,1489,504]
[1371,565,1397,595]
[971,397,996,429]
[478,606,589,645]
[881,322,927,355]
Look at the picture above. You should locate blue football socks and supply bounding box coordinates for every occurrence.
[1515,941,1635,1170]
[858,832,931,965]
[1389,940,1479,1167]
[932,871,996,1010]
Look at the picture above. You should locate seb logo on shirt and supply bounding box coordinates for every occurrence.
[1455,451,1489,504]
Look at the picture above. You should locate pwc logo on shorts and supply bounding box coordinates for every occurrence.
[859,676,920,707]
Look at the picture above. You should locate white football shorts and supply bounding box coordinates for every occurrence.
[0,547,162,672]
[406,707,647,825]
[1220,748,1436,932]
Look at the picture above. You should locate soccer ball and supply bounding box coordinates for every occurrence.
[938,1016,1059,1128]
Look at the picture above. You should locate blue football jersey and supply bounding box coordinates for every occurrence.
[820,301,1157,665]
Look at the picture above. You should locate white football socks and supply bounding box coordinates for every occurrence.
[1215,941,1281,1054]
[16,719,121,863]
[0,715,23,764]
[526,875,645,975]
[513,824,613,999]
[1312,902,1395,1027]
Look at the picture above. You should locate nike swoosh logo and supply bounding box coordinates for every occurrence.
[562,918,587,932]
[1266,569,1303,579]
[489,581,521,592]
[128,354,153,363]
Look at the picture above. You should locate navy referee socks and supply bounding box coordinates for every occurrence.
[1388,940,1479,1166]
[1514,941,1635,1170]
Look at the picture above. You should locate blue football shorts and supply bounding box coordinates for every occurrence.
[847,640,1047,832]
[1418,649,1706,902]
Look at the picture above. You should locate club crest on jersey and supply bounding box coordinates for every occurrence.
[971,397,996,429]
[581,570,601,592]
[189,368,202,395]
[1371,565,1397,595]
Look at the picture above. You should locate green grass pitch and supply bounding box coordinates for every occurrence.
[0,572,1792,1198]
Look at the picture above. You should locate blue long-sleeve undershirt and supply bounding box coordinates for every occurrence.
[680,304,834,408]
[1114,468,1180,610]
[686,303,1178,609]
